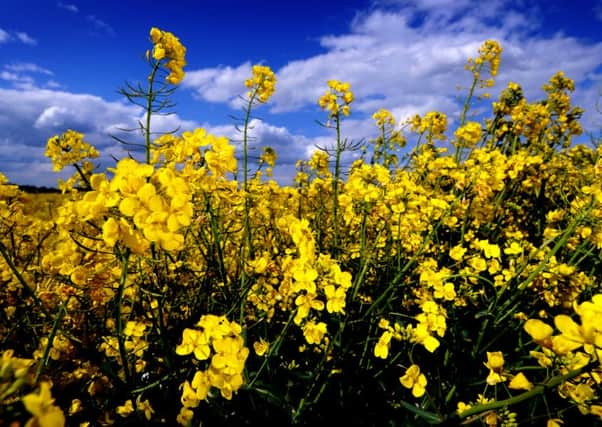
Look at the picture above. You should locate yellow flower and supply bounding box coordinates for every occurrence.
[324,284,347,314]
[508,372,533,390]
[484,351,507,385]
[374,330,393,359]
[409,111,447,140]
[468,256,487,272]
[400,364,427,398]
[116,399,134,417]
[23,382,66,427]
[552,314,588,354]
[457,401,472,414]
[191,370,211,400]
[454,121,482,147]
[180,381,200,408]
[68,399,82,416]
[253,338,269,356]
[302,321,327,345]
[123,321,146,338]
[449,244,466,261]
[485,351,504,370]
[45,130,99,172]
[176,328,211,360]
[372,109,395,127]
[148,27,187,85]
[177,407,195,426]
[318,79,353,118]
[504,241,523,255]
[136,398,155,421]
[524,318,554,343]
[245,64,277,103]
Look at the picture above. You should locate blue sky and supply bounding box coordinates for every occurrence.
[1,0,602,187]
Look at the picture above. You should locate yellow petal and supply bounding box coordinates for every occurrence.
[423,336,440,353]
[508,372,533,390]
[524,319,554,342]
[554,315,583,343]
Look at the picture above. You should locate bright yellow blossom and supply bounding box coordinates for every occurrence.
[22,382,66,427]
[400,364,427,398]
[245,64,277,103]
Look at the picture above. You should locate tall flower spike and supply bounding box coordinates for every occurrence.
[148,27,187,84]
[245,65,276,103]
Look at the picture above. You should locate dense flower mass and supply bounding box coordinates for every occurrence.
[45,130,99,172]
[1,35,601,427]
[149,27,187,84]
[318,79,354,117]
[245,64,276,103]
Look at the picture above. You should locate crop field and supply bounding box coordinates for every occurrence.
[1,28,601,426]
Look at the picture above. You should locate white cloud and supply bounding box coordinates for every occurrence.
[0,28,9,44]
[14,32,37,46]
[182,62,251,107]
[86,15,115,37]
[57,2,78,13]
[1,63,56,91]
[182,2,602,139]
[0,29,37,46]
[5,63,53,75]
[0,71,35,88]
[45,80,63,89]
[0,83,220,186]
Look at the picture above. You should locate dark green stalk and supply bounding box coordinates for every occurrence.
[116,249,133,386]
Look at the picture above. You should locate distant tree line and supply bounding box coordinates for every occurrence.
[14,184,60,194]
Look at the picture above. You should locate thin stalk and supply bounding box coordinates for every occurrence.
[116,249,133,386]
[332,113,342,258]
[0,241,51,318]
[456,364,592,422]
[35,304,67,382]
[145,63,160,164]
[247,309,296,389]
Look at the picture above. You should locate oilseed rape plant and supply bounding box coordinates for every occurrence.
[0,29,601,427]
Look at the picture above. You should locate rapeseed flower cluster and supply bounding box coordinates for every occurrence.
[410,111,448,142]
[45,130,98,173]
[175,315,248,424]
[370,109,406,167]
[1,34,601,427]
[318,79,353,117]
[245,64,276,103]
[149,27,187,84]
[465,39,502,91]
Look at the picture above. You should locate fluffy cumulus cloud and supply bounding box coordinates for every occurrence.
[0,86,199,186]
[182,62,252,107]
[184,1,602,133]
[3,0,602,187]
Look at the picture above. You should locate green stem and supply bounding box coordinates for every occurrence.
[459,65,482,127]
[247,309,296,389]
[73,163,92,190]
[239,90,258,322]
[145,63,160,164]
[0,241,51,318]
[35,303,67,382]
[332,113,342,258]
[116,249,133,386]
[456,364,591,421]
